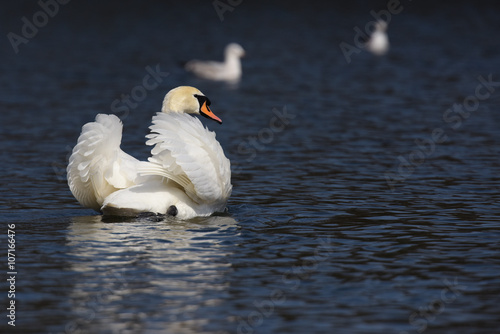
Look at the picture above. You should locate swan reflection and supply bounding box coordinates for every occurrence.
[65,214,239,333]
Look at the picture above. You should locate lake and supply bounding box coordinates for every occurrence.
[1,1,499,333]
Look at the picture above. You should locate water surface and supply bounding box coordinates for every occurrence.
[1,1,500,333]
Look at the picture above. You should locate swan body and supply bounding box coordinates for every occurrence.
[67,86,232,219]
[185,43,245,82]
[366,20,389,56]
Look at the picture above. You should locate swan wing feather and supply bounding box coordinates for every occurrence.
[67,114,138,210]
[139,112,231,204]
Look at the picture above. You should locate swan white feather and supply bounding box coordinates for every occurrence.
[140,112,231,204]
[67,86,232,219]
[67,114,139,211]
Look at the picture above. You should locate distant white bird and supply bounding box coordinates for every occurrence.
[366,20,389,56]
[67,86,232,219]
[185,43,245,82]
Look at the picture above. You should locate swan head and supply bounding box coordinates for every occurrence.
[225,43,245,59]
[161,86,222,124]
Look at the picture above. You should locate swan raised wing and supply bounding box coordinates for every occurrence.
[139,111,232,205]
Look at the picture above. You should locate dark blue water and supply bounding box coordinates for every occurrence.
[1,1,500,333]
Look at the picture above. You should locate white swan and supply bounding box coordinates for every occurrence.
[185,43,245,82]
[67,86,232,219]
[366,20,389,56]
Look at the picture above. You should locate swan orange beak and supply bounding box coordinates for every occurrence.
[200,101,222,124]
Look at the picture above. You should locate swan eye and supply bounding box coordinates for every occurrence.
[194,94,211,106]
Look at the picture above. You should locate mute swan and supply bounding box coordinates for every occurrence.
[366,20,389,56]
[67,86,232,219]
[185,43,245,82]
